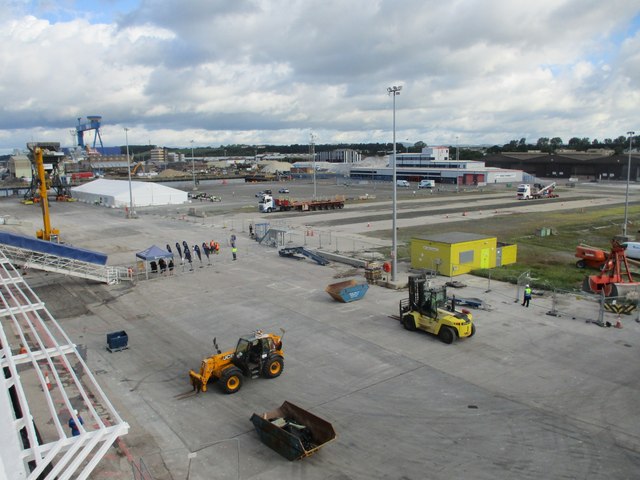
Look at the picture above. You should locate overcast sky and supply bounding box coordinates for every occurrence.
[1,0,639,153]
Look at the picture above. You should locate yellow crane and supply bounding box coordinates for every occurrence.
[33,147,60,242]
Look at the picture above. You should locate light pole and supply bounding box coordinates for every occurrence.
[623,131,635,236]
[124,128,134,218]
[455,135,459,193]
[310,133,317,199]
[190,140,197,191]
[388,85,402,282]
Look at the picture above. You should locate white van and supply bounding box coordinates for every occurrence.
[622,242,640,260]
[396,180,410,187]
[418,179,435,189]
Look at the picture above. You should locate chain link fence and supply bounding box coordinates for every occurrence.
[140,208,391,263]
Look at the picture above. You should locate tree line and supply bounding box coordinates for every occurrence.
[487,135,636,155]
[120,134,636,161]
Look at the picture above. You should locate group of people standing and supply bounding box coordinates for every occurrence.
[163,236,238,271]
[150,257,174,275]
[144,235,240,277]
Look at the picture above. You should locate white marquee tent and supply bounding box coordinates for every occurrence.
[71,178,188,208]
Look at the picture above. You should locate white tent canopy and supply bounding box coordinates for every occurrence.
[71,179,188,208]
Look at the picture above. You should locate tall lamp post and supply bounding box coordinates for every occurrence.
[190,140,197,191]
[387,85,402,282]
[623,131,635,236]
[455,135,459,193]
[310,133,317,199]
[124,127,134,218]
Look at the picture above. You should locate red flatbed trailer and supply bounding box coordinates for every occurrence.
[273,196,344,212]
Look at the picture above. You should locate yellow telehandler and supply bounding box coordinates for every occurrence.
[189,330,284,394]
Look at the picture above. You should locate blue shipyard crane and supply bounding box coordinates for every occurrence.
[76,115,104,149]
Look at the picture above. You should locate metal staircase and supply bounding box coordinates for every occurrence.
[278,246,330,266]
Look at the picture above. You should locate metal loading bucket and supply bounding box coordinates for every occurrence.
[250,401,336,461]
[325,279,369,303]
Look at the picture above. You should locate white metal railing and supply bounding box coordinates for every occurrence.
[0,252,129,479]
[0,243,129,284]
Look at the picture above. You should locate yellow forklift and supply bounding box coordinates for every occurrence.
[189,330,284,394]
[399,275,475,344]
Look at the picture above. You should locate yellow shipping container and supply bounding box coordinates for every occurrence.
[411,232,517,276]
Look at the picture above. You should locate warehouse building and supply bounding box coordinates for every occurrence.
[316,149,362,163]
[411,232,517,276]
[483,150,640,181]
[350,161,521,186]
[349,146,523,186]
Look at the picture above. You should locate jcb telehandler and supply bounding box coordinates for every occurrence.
[189,330,284,394]
[399,275,475,344]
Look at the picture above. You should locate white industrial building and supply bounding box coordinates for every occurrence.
[71,178,188,208]
[350,147,523,186]
[316,149,362,163]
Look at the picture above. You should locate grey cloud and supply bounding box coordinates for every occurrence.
[0,0,639,152]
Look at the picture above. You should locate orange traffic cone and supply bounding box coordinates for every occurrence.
[45,372,52,390]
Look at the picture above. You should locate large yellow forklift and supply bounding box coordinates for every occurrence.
[189,330,284,394]
[399,275,476,344]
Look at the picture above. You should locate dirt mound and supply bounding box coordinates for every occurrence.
[158,169,186,177]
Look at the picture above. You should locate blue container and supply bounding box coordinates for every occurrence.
[325,280,369,303]
[107,331,128,351]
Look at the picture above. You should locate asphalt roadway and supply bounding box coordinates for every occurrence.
[1,180,640,479]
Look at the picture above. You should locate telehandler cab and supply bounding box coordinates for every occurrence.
[189,330,284,394]
[399,275,475,344]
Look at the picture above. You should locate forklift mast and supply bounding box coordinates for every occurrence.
[408,274,426,311]
[407,274,447,317]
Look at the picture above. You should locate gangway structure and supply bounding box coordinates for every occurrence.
[278,246,330,266]
[0,232,127,285]
[258,227,288,247]
[0,249,129,479]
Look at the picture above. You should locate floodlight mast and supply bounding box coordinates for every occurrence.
[623,131,635,236]
[387,85,402,282]
[124,128,134,219]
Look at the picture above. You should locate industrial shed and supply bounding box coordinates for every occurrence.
[71,178,188,208]
[411,232,517,276]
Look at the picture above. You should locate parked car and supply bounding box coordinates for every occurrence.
[255,191,265,197]
[278,187,290,193]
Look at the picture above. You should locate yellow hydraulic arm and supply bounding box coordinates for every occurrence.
[34,147,60,242]
[131,161,144,175]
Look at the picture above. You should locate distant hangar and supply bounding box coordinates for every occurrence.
[349,147,523,186]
